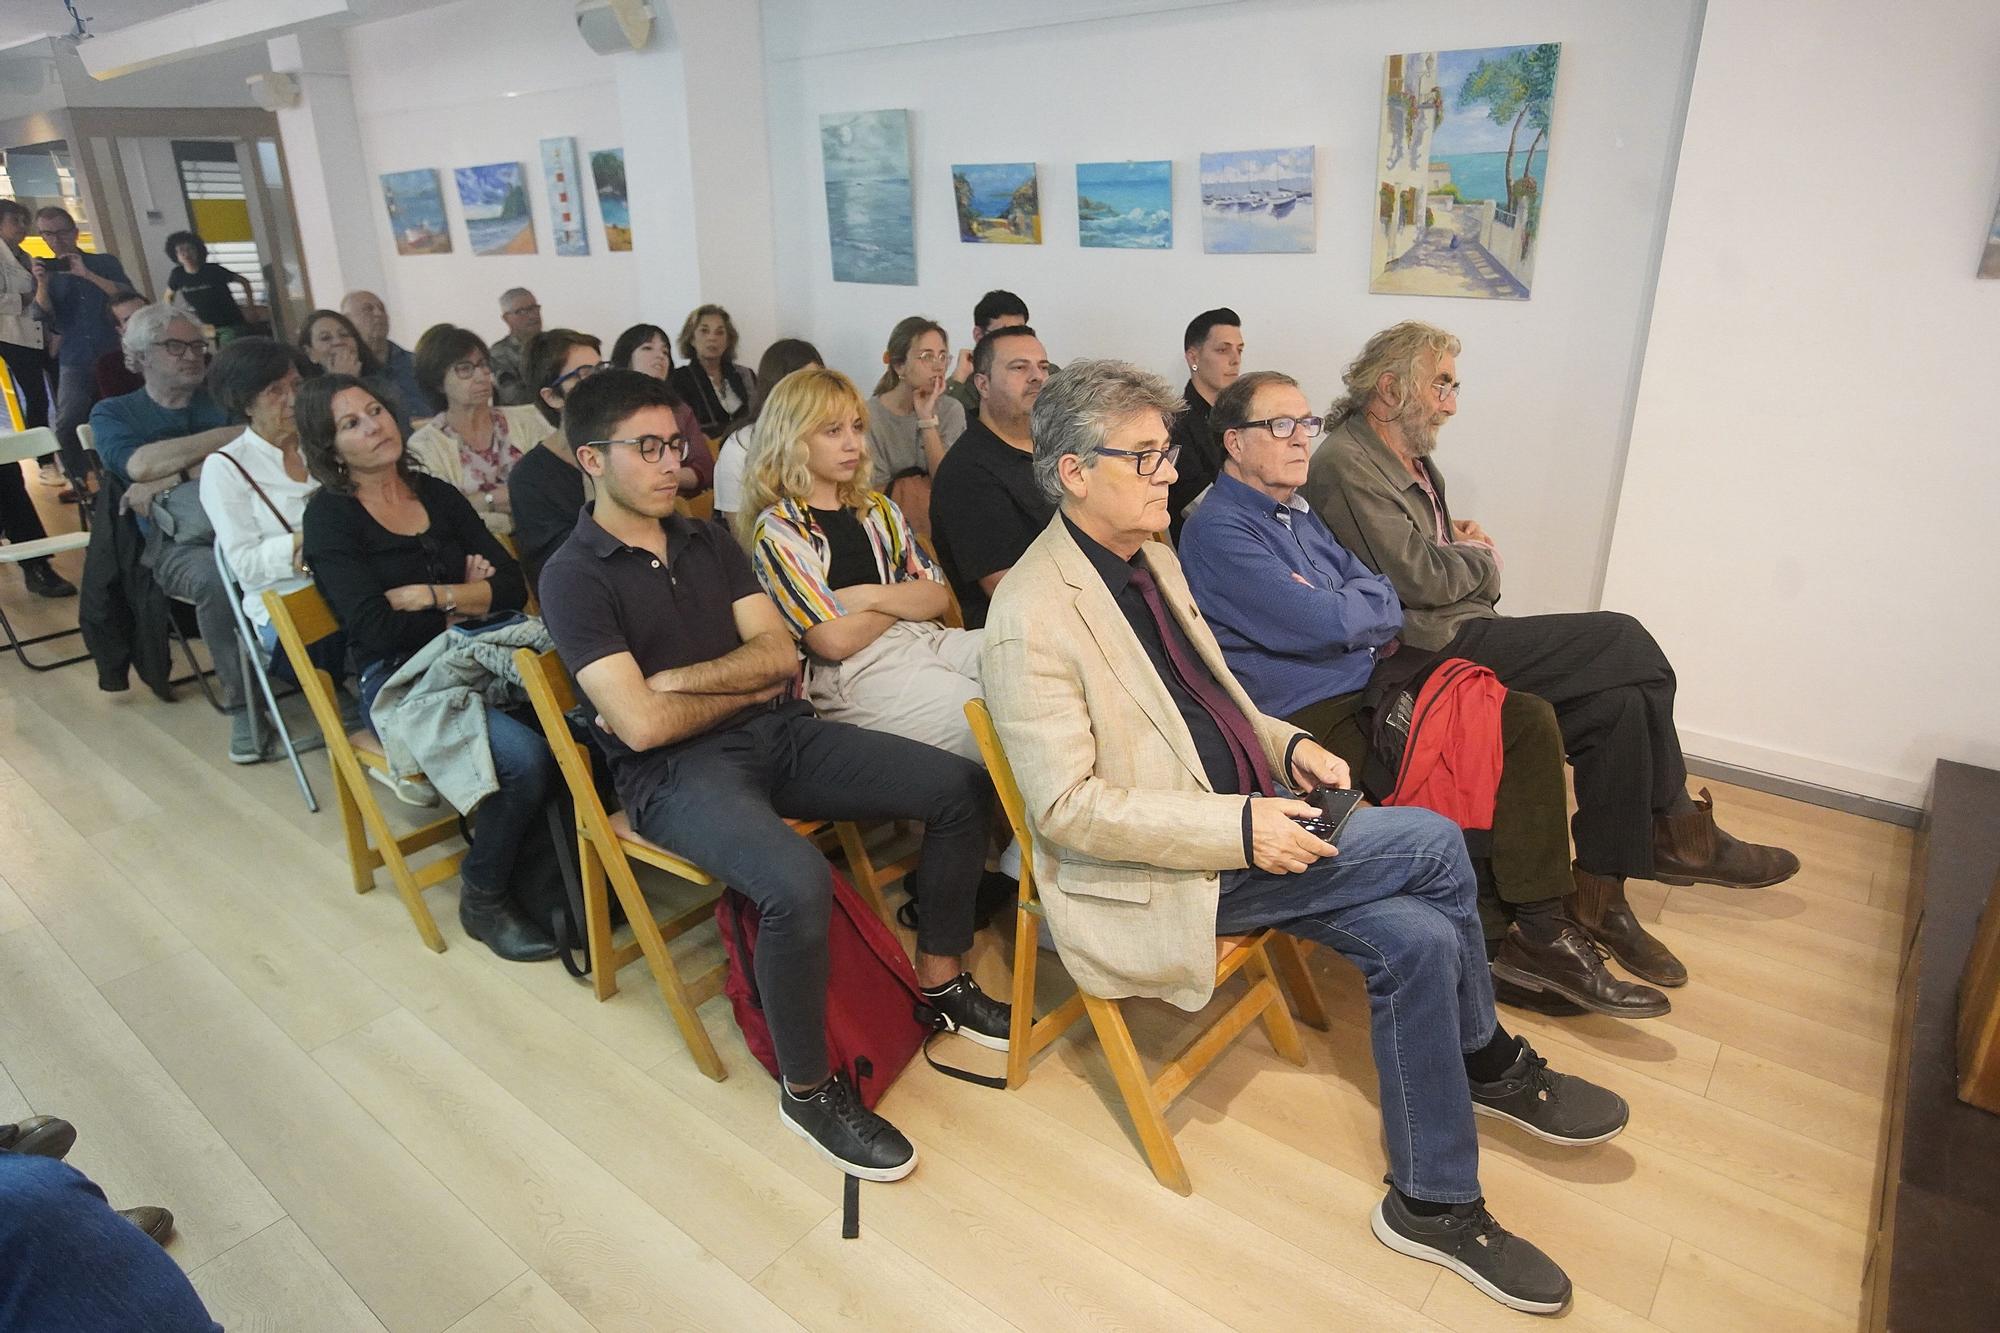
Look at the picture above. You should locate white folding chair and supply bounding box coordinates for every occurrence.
[214,545,322,811]
[0,426,91,671]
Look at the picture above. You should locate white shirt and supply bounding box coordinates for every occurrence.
[198,427,318,627]
[714,418,757,516]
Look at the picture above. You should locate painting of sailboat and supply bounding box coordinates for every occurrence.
[1200,147,1315,253]
[380,169,451,256]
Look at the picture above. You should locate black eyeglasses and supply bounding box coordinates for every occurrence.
[584,434,690,464]
[549,362,605,391]
[1095,442,1181,477]
[153,338,208,359]
[1238,414,1325,441]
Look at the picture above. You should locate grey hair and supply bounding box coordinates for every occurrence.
[499,287,533,308]
[1328,321,1461,426]
[1030,359,1184,505]
[121,302,198,371]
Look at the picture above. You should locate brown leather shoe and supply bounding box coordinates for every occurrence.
[1567,866,1688,987]
[1493,976,1587,1017]
[0,1115,76,1160]
[1492,925,1671,1019]
[1652,788,1800,889]
[118,1205,174,1245]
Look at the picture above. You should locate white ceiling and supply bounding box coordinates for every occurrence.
[0,1,211,54]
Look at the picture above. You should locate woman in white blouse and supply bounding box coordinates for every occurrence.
[402,324,552,535]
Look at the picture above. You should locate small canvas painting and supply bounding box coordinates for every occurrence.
[1369,43,1562,300]
[1077,160,1171,249]
[590,149,631,252]
[952,162,1041,244]
[819,110,916,285]
[1199,147,1315,254]
[1980,190,2000,278]
[539,137,589,257]
[380,168,451,255]
[453,162,535,256]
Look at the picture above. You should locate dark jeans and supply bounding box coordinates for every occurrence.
[1217,805,1491,1202]
[1291,686,1574,940]
[0,1153,221,1331]
[629,699,989,1085]
[50,358,99,481]
[1446,612,1686,880]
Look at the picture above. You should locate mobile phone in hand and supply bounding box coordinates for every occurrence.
[1290,787,1365,844]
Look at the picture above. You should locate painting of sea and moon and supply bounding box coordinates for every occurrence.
[1370,43,1562,300]
[380,169,451,255]
[1077,161,1172,249]
[591,149,632,252]
[820,109,916,285]
[953,162,1042,244]
[453,162,535,256]
[1200,147,1315,254]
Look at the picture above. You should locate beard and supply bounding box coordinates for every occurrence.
[1397,395,1445,457]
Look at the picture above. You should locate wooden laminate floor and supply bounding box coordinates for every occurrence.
[0,528,1903,1331]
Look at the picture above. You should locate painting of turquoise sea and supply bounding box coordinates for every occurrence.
[1200,147,1315,254]
[952,162,1041,244]
[1077,161,1171,249]
[380,169,451,255]
[820,109,916,285]
[453,162,535,256]
[590,149,631,251]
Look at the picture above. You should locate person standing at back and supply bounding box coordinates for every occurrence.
[30,206,133,486]
[0,200,72,597]
[162,231,255,341]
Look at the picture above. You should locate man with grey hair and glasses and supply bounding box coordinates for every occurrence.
[1304,322,1799,992]
[982,358,1627,1316]
[489,288,543,406]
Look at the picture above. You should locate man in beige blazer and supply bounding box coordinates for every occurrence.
[983,359,1628,1317]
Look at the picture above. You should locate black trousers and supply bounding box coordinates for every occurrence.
[629,700,989,1084]
[1445,612,1686,880]
[1,340,50,430]
[0,453,48,546]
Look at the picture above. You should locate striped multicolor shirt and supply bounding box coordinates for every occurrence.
[750,492,939,638]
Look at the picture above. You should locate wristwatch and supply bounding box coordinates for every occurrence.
[916,417,940,430]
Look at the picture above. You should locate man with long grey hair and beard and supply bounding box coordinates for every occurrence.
[1302,322,1800,992]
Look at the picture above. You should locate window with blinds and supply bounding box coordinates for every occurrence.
[173,141,267,305]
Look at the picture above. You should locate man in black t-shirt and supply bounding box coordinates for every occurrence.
[928,325,1053,628]
[537,370,1010,1183]
[164,232,254,335]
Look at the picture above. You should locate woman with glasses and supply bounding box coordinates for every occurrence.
[865,316,965,540]
[667,304,756,440]
[607,322,714,498]
[404,324,553,535]
[297,373,557,963]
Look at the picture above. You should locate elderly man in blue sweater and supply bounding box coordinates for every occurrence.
[1178,370,1665,1019]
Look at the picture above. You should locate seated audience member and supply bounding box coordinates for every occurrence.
[89,304,255,758]
[162,231,254,340]
[297,308,383,382]
[405,324,553,535]
[714,337,823,527]
[607,322,713,494]
[297,374,556,962]
[1303,323,1800,986]
[668,303,756,440]
[984,359,1625,1314]
[944,288,1029,417]
[1180,372,1667,1017]
[539,369,1008,1179]
[927,325,1052,629]
[341,289,428,416]
[490,288,543,406]
[741,367,984,761]
[95,289,150,399]
[865,316,965,539]
[508,328,608,591]
[1165,307,1244,541]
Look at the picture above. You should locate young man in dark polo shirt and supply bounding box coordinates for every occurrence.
[928,325,1052,628]
[537,370,1009,1182]
[1166,307,1243,541]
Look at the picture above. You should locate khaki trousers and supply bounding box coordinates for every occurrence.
[805,620,986,763]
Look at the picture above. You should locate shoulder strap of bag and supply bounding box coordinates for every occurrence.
[211,449,293,533]
[544,800,591,979]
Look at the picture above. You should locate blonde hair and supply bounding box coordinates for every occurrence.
[735,367,877,544]
[1328,321,1462,426]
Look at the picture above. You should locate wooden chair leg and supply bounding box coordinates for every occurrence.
[1006,903,1040,1089]
[601,844,726,1082]
[831,822,892,923]
[581,837,619,1001]
[1246,941,1306,1066]
[334,767,373,896]
[1265,931,1330,1031]
[344,762,446,954]
[1083,993,1191,1195]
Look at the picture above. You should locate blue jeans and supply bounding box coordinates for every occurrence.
[1215,805,1493,1203]
[50,360,98,481]
[0,1154,221,1331]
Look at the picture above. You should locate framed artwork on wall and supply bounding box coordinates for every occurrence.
[539,137,590,257]
[952,162,1041,244]
[453,162,536,256]
[819,109,916,285]
[590,149,632,251]
[1980,188,2000,278]
[1199,147,1315,253]
[379,169,451,255]
[1076,160,1172,249]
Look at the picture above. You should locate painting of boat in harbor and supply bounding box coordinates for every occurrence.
[1199,147,1315,253]
[380,169,452,255]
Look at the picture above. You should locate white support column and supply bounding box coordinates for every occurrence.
[267,29,382,307]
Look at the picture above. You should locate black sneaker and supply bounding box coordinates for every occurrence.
[1469,1038,1629,1145]
[1372,1188,1572,1315]
[779,1072,916,1181]
[921,972,1011,1051]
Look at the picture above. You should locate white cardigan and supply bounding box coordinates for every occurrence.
[198,427,316,629]
[0,244,43,350]
[404,403,552,536]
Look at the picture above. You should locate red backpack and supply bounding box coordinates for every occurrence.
[716,870,1003,1109]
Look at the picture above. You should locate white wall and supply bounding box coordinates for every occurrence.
[1602,0,2000,807]
[762,0,1704,617]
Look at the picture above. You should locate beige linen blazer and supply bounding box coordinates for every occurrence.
[981,516,1307,1010]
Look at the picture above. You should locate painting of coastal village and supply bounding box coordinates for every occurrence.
[1077,161,1172,249]
[1370,43,1561,299]
[453,162,536,256]
[820,110,916,284]
[380,169,451,255]
[953,162,1042,244]
[1200,147,1315,254]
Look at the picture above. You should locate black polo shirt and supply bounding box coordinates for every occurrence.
[929,417,1055,629]
[537,507,767,799]
[1166,378,1220,543]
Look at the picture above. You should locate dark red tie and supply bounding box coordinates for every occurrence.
[1127,563,1279,796]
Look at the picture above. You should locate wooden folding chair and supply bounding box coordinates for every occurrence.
[965,698,1327,1194]
[514,648,901,1080]
[492,532,537,616]
[265,583,464,952]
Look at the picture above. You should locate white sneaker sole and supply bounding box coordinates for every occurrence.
[778,1102,917,1182]
[938,1019,1010,1053]
[1370,1201,1568,1315]
[1471,1101,1628,1145]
